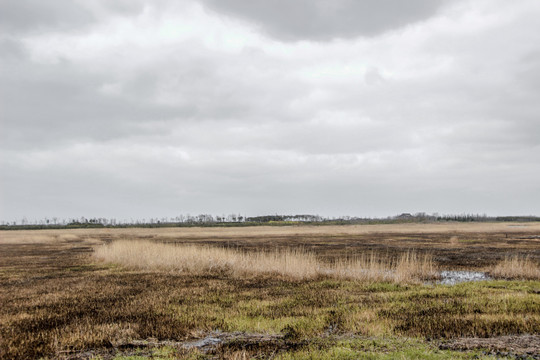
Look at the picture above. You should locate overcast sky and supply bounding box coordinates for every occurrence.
[1,0,540,222]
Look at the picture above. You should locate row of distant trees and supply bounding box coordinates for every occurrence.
[2,212,539,229]
[1,214,247,227]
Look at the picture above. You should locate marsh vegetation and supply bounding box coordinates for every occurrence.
[94,240,439,283]
[1,223,539,359]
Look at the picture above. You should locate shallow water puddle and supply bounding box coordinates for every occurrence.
[124,331,284,353]
[182,336,223,350]
[437,270,491,285]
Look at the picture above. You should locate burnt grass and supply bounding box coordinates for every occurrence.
[160,230,540,268]
[1,227,539,359]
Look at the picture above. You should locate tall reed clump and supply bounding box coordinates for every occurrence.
[94,240,438,283]
[325,252,439,283]
[489,255,540,280]
[395,251,439,282]
[93,240,320,279]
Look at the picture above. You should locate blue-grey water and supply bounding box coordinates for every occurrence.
[438,270,491,285]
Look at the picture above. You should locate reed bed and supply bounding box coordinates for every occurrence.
[93,240,439,283]
[489,255,540,280]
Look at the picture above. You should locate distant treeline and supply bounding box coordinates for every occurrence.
[1,212,539,230]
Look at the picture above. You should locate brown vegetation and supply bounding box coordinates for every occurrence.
[1,223,539,359]
[3,221,539,268]
[489,255,540,280]
[94,240,439,283]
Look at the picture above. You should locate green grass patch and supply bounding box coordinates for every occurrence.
[275,338,498,360]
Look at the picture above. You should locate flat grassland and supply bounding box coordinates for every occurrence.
[1,223,539,359]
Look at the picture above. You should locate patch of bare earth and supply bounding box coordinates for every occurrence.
[439,334,540,359]
[58,332,297,359]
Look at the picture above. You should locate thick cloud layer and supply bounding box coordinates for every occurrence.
[0,0,145,35]
[1,0,539,221]
[200,0,448,41]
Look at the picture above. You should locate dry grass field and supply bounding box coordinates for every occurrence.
[1,223,540,359]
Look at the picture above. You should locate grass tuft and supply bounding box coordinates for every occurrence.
[489,255,540,280]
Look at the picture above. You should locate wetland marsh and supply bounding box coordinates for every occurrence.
[1,223,539,359]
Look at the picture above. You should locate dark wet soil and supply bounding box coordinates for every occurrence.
[58,332,300,359]
[440,334,540,359]
[163,231,540,269]
[57,333,540,359]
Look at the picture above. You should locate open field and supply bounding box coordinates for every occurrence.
[1,223,540,359]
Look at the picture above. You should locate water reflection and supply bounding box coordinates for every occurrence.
[438,270,491,285]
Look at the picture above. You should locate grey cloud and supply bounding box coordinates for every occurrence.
[0,0,94,34]
[0,161,183,220]
[199,0,448,41]
[516,51,540,96]
[3,138,538,221]
[0,0,146,35]
[2,0,540,221]
[0,38,27,59]
[0,37,308,151]
[0,59,181,150]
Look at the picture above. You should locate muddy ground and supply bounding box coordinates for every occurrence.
[165,230,540,268]
[2,226,540,272]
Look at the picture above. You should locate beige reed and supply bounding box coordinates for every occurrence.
[489,255,540,280]
[94,240,439,283]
